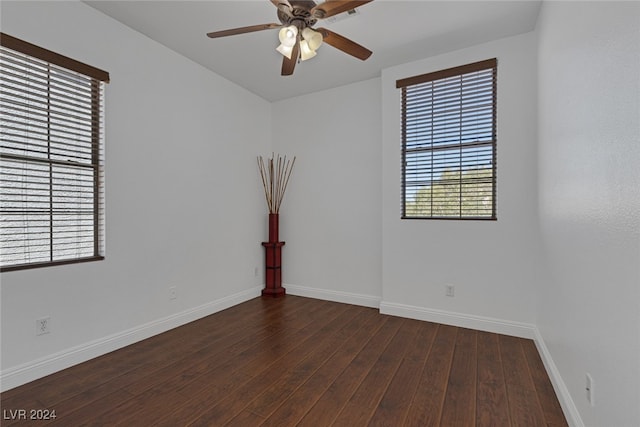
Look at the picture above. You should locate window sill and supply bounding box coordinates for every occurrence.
[1,256,105,273]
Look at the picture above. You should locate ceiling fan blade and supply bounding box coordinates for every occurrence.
[311,1,373,19]
[281,41,300,76]
[316,28,372,60]
[207,23,281,38]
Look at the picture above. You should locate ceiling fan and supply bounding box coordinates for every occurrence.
[206,0,373,76]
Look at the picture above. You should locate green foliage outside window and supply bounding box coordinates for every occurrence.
[404,168,493,218]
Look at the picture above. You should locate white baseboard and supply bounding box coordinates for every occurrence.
[379,300,536,339]
[284,284,381,309]
[0,286,262,392]
[533,328,584,427]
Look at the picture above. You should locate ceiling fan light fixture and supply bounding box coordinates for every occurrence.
[302,27,323,51]
[206,0,374,76]
[276,43,294,59]
[299,40,317,61]
[278,25,298,47]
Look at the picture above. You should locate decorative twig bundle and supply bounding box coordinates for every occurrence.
[257,153,296,214]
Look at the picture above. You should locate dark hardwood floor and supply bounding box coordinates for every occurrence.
[0,296,567,426]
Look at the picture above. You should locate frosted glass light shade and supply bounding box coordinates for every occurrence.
[302,28,323,51]
[299,40,317,61]
[276,43,294,59]
[278,25,298,47]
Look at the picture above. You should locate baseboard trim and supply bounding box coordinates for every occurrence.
[285,284,381,309]
[0,286,262,392]
[533,328,584,427]
[379,301,536,339]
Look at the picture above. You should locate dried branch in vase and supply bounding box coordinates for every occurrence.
[257,153,296,214]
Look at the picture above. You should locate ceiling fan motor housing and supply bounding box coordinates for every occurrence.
[277,0,319,30]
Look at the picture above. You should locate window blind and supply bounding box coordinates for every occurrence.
[397,58,497,220]
[0,33,109,271]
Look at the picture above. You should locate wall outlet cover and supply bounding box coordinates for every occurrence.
[36,317,50,336]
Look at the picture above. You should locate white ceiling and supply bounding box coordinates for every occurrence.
[84,0,541,102]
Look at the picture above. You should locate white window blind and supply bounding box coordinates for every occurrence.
[397,58,497,220]
[0,33,109,271]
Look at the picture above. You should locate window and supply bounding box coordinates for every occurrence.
[0,33,109,271]
[397,58,497,220]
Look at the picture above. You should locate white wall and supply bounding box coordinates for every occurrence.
[271,79,383,306]
[537,2,640,426]
[1,1,271,389]
[380,32,540,333]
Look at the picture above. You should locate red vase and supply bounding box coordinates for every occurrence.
[268,213,279,242]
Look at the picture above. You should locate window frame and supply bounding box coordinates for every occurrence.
[397,58,497,221]
[0,33,109,272]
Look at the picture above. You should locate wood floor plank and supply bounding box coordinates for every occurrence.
[46,388,136,427]
[521,339,569,427]
[155,298,340,426]
[0,297,568,427]
[477,331,506,383]
[367,319,438,427]
[184,302,353,426]
[0,369,78,410]
[122,295,316,396]
[404,324,458,426]
[499,335,547,427]
[224,410,265,426]
[476,331,511,427]
[234,306,369,419]
[295,316,402,427]
[260,308,384,426]
[330,317,422,426]
[440,327,478,426]
[41,377,137,426]
[477,382,512,427]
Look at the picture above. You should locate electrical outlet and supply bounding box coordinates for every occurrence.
[586,373,595,406]
[254,266,259,277]
[446,285,455,297]
[169,286,177,300]
[36,317,50,336]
